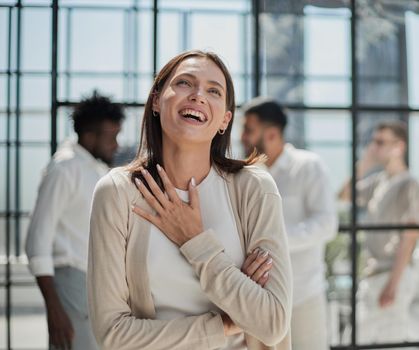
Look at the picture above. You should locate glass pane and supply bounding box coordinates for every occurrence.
[260,0,351,106]
[157,12,182,70]
[0,287,8,349]
[22,8,51,71]
[233,75,248,107]
[58,8,68,74]
[21,75,51,110]
[356,0,419,108]
[406,11,419,108]
[0,75,7,111]
[0,112,7,142]
[71,10,124,72]
[189,13,244,74]
[60,0,147,6]
[304,13,350,77]
[22,0,51,4]
[231,108,245,159]
[20,145,50,212]
[0,8,8,71]
[0,0,16,5]
[305,111,351,143]
[357,230,419,345]
[134,74,153,104]
[0,145,7,212]
[157,1,251,100]
[137,10,153,74]
[326,232,352,346]
[0,145,16,212]
[160,0,249,11]
[0,145,16,210]
[303,79,350,106]
[260,76,303,104]
[11,286,48,349]
[20,114,50,142]
[117,107,142,148]
[113,107,143,167]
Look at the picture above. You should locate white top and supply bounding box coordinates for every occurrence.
[148,167,247,350]
[25,141,109,276]
[269,144,337,306]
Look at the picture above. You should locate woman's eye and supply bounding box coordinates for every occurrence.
[209,88,222,97]
[177,79,191,86]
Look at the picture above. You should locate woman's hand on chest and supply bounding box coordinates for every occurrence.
[131,165,203,247]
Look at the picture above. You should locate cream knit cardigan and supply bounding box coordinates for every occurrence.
[88,165,292,350]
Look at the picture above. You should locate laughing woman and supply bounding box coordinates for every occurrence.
[87,50,292,350]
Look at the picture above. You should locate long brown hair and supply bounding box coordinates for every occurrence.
[127,50,259,186]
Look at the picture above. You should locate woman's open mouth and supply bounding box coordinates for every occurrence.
[179,108,208,124]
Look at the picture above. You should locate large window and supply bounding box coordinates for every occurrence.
[1,0,419,349]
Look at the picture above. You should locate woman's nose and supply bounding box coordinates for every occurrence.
[188,88,206,104]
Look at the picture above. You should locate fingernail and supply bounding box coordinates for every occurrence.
[131,205,136,211]
[141,168,147,175]
[263,271,269,278]
[252,248,260,254]
[266,258,273,265]
[135,178,141,187]
[191,177,196,187]
[259,250,269,258]
[157,164,162,172]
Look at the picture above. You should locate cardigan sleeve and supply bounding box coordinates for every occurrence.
[87,173,226,350]
[180,178,292,346]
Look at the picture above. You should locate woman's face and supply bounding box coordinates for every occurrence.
[153,57,232,147]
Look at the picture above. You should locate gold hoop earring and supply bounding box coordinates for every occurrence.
[152,110,159,117]
[218,129,226,135]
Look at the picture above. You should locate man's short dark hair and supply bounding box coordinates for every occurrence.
[242,97,287,133]
[71,90,125,136]
[376,120,408,144]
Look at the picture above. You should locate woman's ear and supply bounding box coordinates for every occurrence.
[152,93,160,113]
[220,111,232,130]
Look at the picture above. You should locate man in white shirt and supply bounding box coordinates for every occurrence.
[241,97,337,350]
[25,91,125,350]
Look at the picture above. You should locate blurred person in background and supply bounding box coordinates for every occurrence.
[339,121,419,343]
[241,97,338,350]
[25,91,125,350]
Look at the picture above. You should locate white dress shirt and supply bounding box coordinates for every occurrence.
[148,167,247,350]
[25,141,109,276]
[269,144,337,306]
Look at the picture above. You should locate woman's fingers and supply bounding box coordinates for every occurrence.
[241,248,260,272]
[256,270,270,287]
[241,248,272,287]
[243,249,270,277]
[157,164,182,204]
[251,257,273,282]
[188,177,200,210]
[139,168,171,209]
[134,177,165,216]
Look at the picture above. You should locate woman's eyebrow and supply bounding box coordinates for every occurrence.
[176,72,225,91]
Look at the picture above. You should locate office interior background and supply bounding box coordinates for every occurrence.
[1,0,419,349]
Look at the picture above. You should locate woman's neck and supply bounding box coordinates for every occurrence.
[162,139,212,190]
